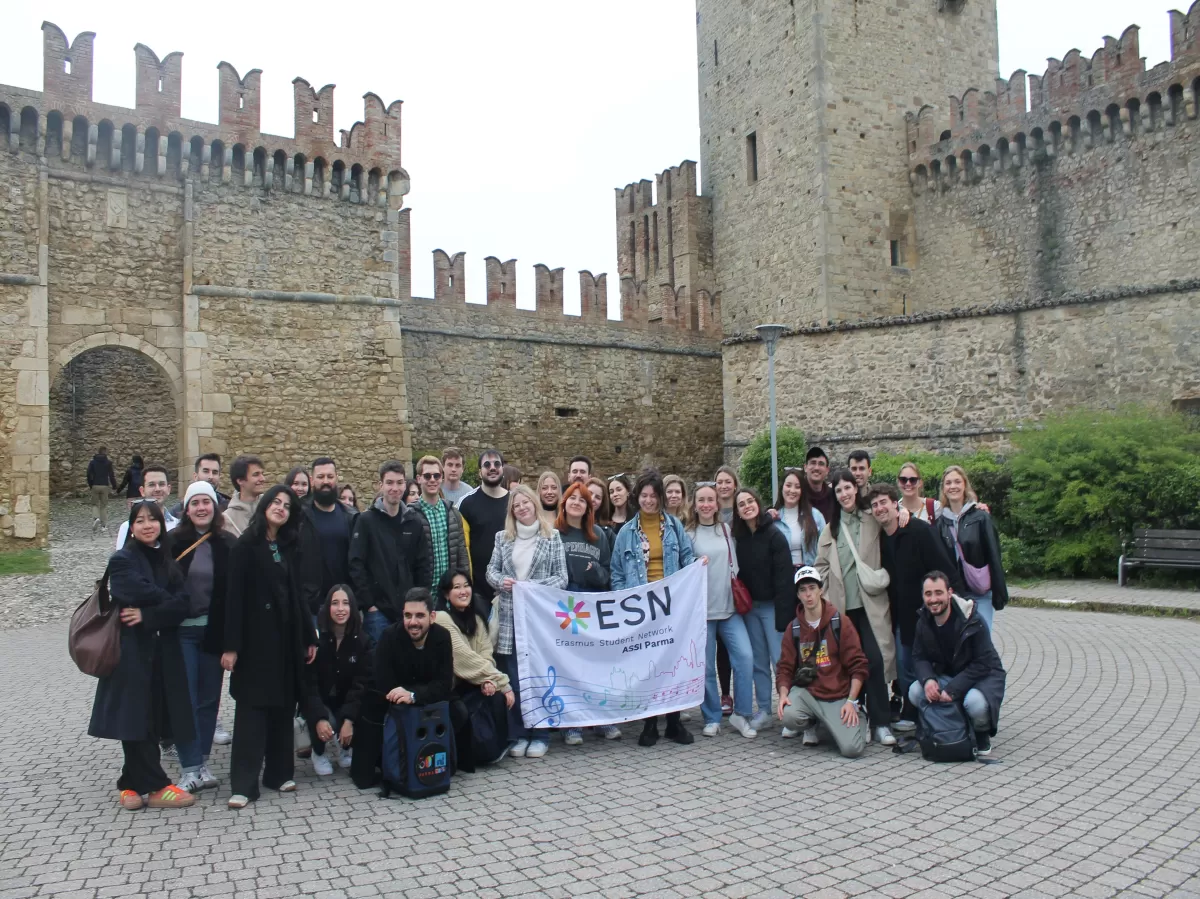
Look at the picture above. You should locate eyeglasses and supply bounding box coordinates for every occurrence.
[420,472,443,480]
[481,461,502,470]
[898,476,921,486]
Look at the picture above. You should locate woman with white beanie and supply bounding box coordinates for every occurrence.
[169,481,236,793]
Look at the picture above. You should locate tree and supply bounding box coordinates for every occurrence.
[738,426,807,501]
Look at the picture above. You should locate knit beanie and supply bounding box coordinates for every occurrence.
[184,481,219,510]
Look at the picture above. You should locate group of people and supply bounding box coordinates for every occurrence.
[85,443,1008,812]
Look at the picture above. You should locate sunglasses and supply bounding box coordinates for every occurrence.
[694,481,716,488]
[419,472,443,480]
[898,476,921,486]
[481,461,503,469]
[607,473,626,481]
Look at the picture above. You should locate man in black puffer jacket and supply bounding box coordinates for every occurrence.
[348,461,432,647]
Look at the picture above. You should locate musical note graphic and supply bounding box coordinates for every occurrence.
[540,665,566,726]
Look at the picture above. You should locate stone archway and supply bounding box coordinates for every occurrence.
[50,343,181,495]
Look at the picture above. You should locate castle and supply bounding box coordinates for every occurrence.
[1,3,1198,546]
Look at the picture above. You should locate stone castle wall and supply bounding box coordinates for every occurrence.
[721,285,1200,460]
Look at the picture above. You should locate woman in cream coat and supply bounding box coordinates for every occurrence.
[815,468,897,746]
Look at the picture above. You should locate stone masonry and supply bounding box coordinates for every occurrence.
[0,21,722,547]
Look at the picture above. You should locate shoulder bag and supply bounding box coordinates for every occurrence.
[722,523,754,615]
[844,527,891,594]
[174,530,212,562]
[68,566,121,678]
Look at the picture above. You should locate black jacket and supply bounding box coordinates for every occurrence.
[87,454,117,490]
[314,630,372,722]
[224,532,323,716]
[116,464,144,499]
[735,524,797,632]
[935,505,1008,609]
[348,499,432,622]
[880,519,965,645]
[374,622,454,706]
[168,527,235,656]
[88,542,195,744]
[912,600,1006,735]
[299,499,357,613]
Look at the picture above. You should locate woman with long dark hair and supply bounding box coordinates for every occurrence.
[438,570,512,766]
[222,484,332,808]
[116,454,145,504]
[89,500,196,810]
[774,468,826,568]
[309,584,371,776]
[731,487,795,733]
[611,470,697,747]
[284,467,310,501]
[815,469,896,746]
[606,474,636,531]
[169,482,235,794]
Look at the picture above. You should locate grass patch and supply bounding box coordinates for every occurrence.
[0,548,51,576]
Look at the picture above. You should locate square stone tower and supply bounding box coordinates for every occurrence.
[697,0,999,332]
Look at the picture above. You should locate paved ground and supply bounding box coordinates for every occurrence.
[1010,581,1200,613]
[2,502,1200,898]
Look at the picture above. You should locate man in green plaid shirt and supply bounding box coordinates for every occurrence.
[413,455,470,593]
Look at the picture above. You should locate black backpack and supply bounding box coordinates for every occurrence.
[790,613,841,658]
[918,698,977,762]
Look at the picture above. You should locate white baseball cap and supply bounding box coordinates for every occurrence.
[793,565,821,586]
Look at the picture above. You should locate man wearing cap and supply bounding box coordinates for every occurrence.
[776,566,871,758]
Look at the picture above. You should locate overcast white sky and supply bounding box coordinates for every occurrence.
[0,1,1167,314]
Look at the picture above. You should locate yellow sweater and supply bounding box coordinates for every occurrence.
[641,512,664,582]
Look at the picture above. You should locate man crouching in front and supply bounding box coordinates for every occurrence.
[776,566,870,758]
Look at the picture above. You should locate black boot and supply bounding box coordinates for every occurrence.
[638,719,659,747]
[664,712,694,745]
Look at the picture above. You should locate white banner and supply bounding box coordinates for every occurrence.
[513,561,709,728]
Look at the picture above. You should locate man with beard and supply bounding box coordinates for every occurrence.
[566,456,592,486]
[457,448,510,603]
[302,457,358,616]
[350,461,432,646]
[412,455,469,592]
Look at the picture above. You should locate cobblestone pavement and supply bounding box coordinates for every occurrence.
[2,498,127,630]
[2,606,1199,899]
[1010,581,1200,613]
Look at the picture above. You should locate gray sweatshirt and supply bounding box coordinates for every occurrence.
[690,522,735,620]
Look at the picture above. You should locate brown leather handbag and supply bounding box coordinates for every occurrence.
[68,567,121,678]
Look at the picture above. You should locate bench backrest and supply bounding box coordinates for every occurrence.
[1129,529,1200,563]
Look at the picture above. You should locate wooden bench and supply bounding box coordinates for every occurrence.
[1119,529,1200,586]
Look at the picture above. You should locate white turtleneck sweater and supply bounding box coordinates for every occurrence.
[512,520,540,581]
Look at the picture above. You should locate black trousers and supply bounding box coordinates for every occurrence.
[118,739,171,795]
[230,703,294,800]
[641,712,682,732]
[846,607,891,731]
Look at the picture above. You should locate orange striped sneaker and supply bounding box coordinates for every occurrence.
[146,785,195,808]
[119,790,144,810]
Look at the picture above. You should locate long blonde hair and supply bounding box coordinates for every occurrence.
[504,483,555,540]
[663,474,693,529]
[938,465,978,507]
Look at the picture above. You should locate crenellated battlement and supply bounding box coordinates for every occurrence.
[0,20,408,209]
[907,4,1200,196]
[613,160,718,335]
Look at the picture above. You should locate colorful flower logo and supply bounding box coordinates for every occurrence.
[555,597,591,634]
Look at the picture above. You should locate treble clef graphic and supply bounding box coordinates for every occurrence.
[540,665,566,726]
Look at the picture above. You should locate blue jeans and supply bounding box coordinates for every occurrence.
[703,616,753,724]
[363,609,389,647]
[176,625,223,771]
[742,604,783,715]
[967,591,995,631]
[908,676,991,731]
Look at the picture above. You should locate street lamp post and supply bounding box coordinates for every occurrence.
[755,324,787,504]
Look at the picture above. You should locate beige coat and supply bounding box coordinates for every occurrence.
[815,512,896,681]
[436,613,511,692]
[222,494,257,538]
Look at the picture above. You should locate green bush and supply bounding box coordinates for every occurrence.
[1004,409,1200,578]
[738,426,806,500]
[413,450,480,486]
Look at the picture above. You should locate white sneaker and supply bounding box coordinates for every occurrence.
[874,726,897,746]
[749,711,771,731]
[564,728,584,746]
[702,722,720,737]
[525,739,550,759]
[509,739,529,758]
[338,747,352,770]
[802,727,820,746]
[781,726,798,739]
[228,794,250,809]
[198,765,219,790]
[177,770,204,793]
[679,710,693,722]
[728,713,757,739]
[213,725,232,746]
[278,780,297,792]
[602,725,622,741]
[311,751,334,776]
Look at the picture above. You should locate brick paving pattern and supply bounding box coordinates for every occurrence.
[2,603,1199,898]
